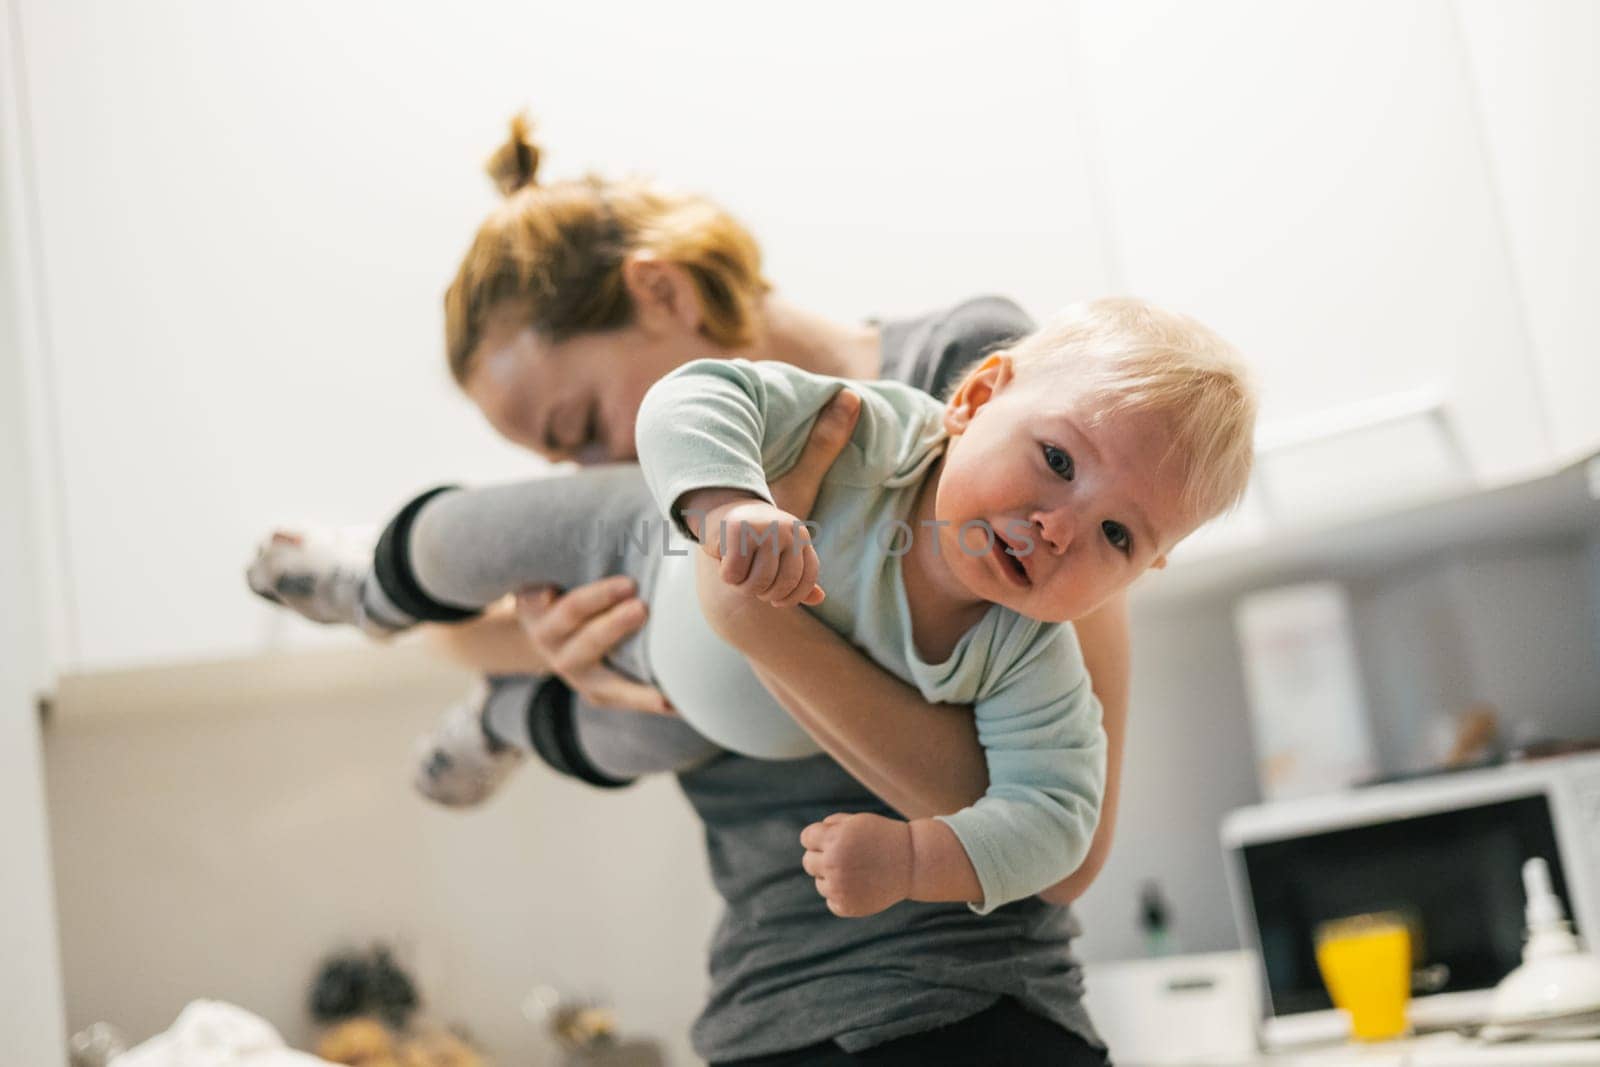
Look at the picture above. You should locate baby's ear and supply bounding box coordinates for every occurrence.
[942,400,974,435]
[942,354,1014,435]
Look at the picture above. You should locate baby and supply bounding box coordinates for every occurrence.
[250,297,1255,917]
[630,297,1254,915]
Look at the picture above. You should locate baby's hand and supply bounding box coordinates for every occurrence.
[799,812,913,918]
[701,498,823,608]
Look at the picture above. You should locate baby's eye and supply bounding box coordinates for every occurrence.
[1042,444,1075,480]
[1102,520,1132,555]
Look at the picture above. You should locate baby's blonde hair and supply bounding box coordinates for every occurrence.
[1000,297,1257,522]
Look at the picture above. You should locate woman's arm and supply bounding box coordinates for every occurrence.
[700,561,1131,903]
[421,597,547,674]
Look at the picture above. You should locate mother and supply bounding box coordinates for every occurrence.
[428,117,1127,1066]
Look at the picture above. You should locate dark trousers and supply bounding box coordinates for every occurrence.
[711,998,1111,1067]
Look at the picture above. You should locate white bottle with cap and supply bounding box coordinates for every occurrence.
[1482,857,1600,1040]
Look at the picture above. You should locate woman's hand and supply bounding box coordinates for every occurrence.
[513,578,674,715]
[505,388,865,716]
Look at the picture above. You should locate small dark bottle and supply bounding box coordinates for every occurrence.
[1139,880,1175,957]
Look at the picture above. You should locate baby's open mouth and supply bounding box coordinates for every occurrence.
[992,534,1031,586]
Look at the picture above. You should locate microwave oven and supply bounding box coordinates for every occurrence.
[1221,751,1600,1047]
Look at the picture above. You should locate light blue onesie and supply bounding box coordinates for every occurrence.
[635,358,1106,913]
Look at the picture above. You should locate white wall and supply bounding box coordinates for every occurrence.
[13,0,1109,672]
[1,0,68,1058]
[1350,541,1600,771]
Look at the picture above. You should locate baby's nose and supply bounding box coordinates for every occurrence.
[1030,506,1077,554]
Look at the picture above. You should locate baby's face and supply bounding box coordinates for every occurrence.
[933,356,1198,622]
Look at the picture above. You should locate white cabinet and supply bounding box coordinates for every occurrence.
[13,1,1108,672]
[1456,0,1600,466]
[1076,0,1552,526]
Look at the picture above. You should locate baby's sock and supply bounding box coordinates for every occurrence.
[245,525,412,637]
[248,488,485,638]
[413,680,525,807]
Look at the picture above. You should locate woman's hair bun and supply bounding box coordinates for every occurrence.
[484,111,542,197]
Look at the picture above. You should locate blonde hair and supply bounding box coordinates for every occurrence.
[444,113,771,386]
[1000,297,1257,521]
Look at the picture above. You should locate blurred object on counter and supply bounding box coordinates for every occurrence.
[69,1021,127,1067]
[1362,701,1506,785]
[315,1017,482,1067]
[1441,702,1502,767]
[310,946,419,1031]
[522,985,664,1067]
[314,1018,393,1065]
[1139,880,1176,957]
[108,1000,327,1066]
[1313,911,1414,1042]
[1482,857,1600,1042]
[1081,951,1258,1065]
[308,946,484,1067]
[1235,582,1377,800]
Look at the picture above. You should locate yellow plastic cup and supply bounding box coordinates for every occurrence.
[1314,912,1413,1042]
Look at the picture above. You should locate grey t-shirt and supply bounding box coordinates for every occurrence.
[677,296,1103,1061]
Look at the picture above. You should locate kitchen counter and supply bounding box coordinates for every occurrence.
[1084,952,1600,1066]
[1261,1032,1600,1066]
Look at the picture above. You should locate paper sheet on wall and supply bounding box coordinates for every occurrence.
[1234,582,1377,800]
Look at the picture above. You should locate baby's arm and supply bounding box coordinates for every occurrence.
[803,624,1106,916]
[636,358,928,608]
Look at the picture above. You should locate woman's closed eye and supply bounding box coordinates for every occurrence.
[1041,443,1075,480]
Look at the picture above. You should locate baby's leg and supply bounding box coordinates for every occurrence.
[251,465,668,651]
[251,467,723,789]
[372,468,723,789]
[417,673,704,806]
[392,466,667,675]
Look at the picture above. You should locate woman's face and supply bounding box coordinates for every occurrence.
[463,306,721,464]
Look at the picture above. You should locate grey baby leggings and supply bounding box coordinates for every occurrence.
[369,464,723,783]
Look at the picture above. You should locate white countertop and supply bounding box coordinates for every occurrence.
[1258,1032,1600,1066]
[1083,952,1600,1067]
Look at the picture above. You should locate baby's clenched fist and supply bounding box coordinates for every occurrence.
[799,812,914,918]
[692,496,824,608]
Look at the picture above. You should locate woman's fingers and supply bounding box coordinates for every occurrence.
[770,388,861,520]
[546,597,649,675]
[512,578,672,715]
[521,576,637,647]
[569,666,676,715]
